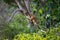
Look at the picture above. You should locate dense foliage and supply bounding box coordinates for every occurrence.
[0,0,60,40]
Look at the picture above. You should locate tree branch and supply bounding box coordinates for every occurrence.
[7,8,20,22]
[23,0,31,13]
[15,0,26,13]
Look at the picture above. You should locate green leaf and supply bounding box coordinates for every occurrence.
[39,9,43,14]
[33,8,37,12]
[46,14,50,18]
[46,6,48,11]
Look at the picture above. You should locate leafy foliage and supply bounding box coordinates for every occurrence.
[0,0,60,40]
[3,26,60,40]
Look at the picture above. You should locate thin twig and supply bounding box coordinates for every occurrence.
[7,8,19,22]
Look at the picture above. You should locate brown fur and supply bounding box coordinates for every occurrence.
[25,12,37,26]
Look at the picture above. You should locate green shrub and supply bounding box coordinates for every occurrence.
[13,27,60,40]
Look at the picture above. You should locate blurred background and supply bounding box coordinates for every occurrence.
[0,0,60,40]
